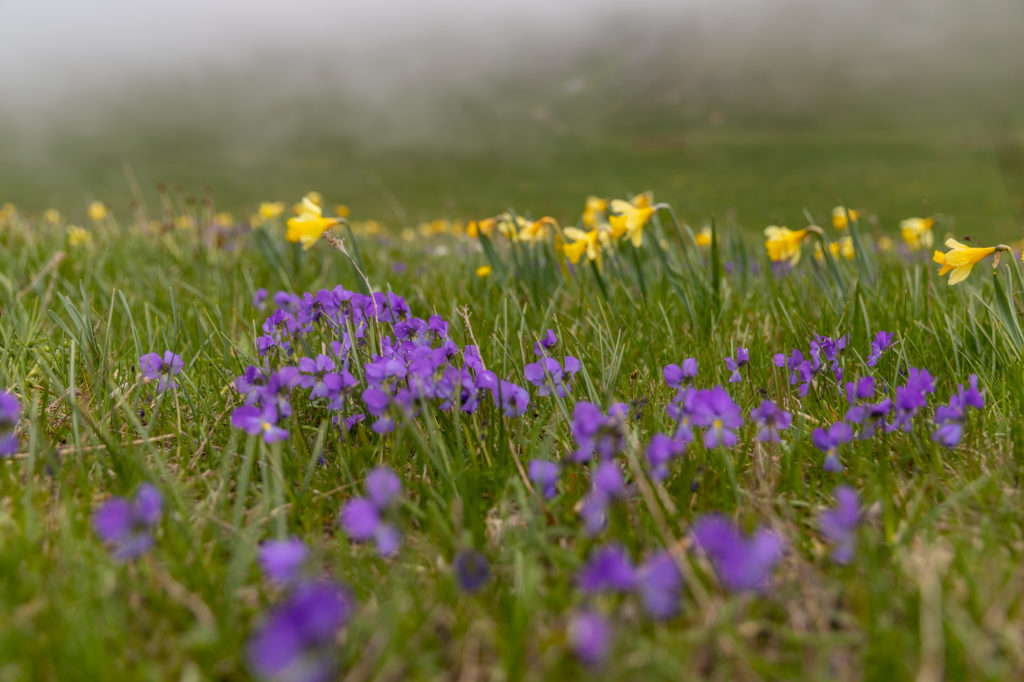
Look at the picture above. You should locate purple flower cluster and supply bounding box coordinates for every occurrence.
[139,351,184,393]
[231,285,531,442]
[525,329,581,397]
[749,400,792,443]
[773,333,847,396]
[0,390,21,456]
[866,331,894,367]
[692,515,785,592]
[888,368,935,432]
[339,467,403,556]
[932,374,984,447]
[843,376,892,439]
[92,483,163,560]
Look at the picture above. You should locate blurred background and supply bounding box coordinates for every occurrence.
[2,0,1023,236]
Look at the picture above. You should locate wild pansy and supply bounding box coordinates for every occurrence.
[843,376,892,439]
[339,467,403,556]
[258,538,309,586]
[812,422,853,472]
[866,331,894,367]
[690,386,742,448]
[252,288,269,310]
[692,514,785,592]
[0,390,21,456]
[724,347,749,383]
[570,402,627,463]
[932,374,984,447]
[888,367,935,432]
[92,483,163,560]
[665,386,699,444]
[819,486,861,565]
[528,459,560,499]
[139,351,184,393]
[247,579,352,682]
[773,349,813,396]
[453,550,491,593]
[232,403,289,443]
[662,357,697,388]
[568,609,611,666]
[645,433,686,480]
[578,545,637,594]
[749,400,792,443]
[637,551,683,619]
[524,356,582,397]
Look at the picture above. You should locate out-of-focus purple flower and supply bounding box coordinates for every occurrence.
[592,460,624,498]
[866,330,894,367]
[339,467,403,556]
[492,380,530,418]
[637,551,682,618]
[453,550,491,592]
[724,347,749,383]
[578,545,637,594]
[645,433,685,480]
[570,402,625,462]
[232,404,289,442]
[819,486,860,565]
[139,351,184,393]
[252,288,269,310]
[533,328,558,355]
[0,390,21,456]
[528,459,560,499]
[844,376,893,439]
[568,610,610,666]
[690,386,743,448]
[692,514,784,592]
[749,400,792,443]
[812,422,853,472]
[392,261,407,274]
[259,538,309,586]
[663,358,697,388]
[92,483,163,560]
[932,374,984,447]
[247,580,352,682]
[579,492,608,535]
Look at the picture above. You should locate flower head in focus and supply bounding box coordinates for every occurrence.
[139,351,184,393]
[933,238,997,285]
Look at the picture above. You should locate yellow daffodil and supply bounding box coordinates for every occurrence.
[467,217,496,238]
[87,201,107,222]
[335,204,350,218]
[695,227,712,248]
[933,238,996,285]
[519,216,558,243]
[562,227,601,265]
[764,226,808,265]
[495,213,532,241]
[815,236,854,261]
[214,212,234,228]
[286,195,340,249]
[831,206,859,230]
[609,199,655,247]
[901,217,934,250]
[582,196,608,228]
[67,225,92,247]
[476,265,493,278]
[44,208,61,225]
[291,191,323,215]
[259,202,286,220]
[630,192,654,209]
[877,235,894,252]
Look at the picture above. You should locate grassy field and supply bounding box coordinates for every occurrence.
[2,186,1024,681]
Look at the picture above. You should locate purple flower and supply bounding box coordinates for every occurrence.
[663,358,697,388]
[692,514,784,592]
[812,422,853,472]
[247,580,352,682]
[637,552,682,618]
[724,347,749,383]
[888,368,935,432]
[645,433,685,480]
[866,330,894,367]
[844,376,893,439]
[453,550,491,592]
[749,400,792,443]
[932,374,984,447]
[92,483,163,560]
[578,492,609,535]
[690,386,742,448]
[339,467,402,556]
[139,351,184,393]
[259,538,309,586]
[533,328,558,355]
[568,610,610,666]
[592,460,624,498]
[578,545,636,594]
[819,486,861,565]
[524,356,581,397]
[232,404,289,443]
[570,402,625,462]
[528,459,560,499]
[252,288,268,310]
[0,390,21,457]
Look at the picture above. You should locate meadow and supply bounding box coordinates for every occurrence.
[2,171,1024,682]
